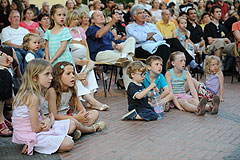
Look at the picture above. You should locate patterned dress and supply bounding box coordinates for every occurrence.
[44,27,75,67]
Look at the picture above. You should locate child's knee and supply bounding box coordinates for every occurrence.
[63,137,74,151]
[69,119,77,132]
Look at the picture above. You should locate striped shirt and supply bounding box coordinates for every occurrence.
[170,68,186,94]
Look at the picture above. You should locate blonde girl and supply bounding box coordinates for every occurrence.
[19,8,39,33]
[173,16,196,58]
[42,61,106,131]
[22,33,41,72]
[12,59,76,155]
[44,4,75,66]
[165,51,207,116]
[186,56,222,114]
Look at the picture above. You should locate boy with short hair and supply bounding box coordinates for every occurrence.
[121,61,159,121]
[143,55,174,112]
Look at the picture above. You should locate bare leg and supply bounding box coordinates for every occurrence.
[178,99,198,112]
[58,137,74,152]
[0,101,5,123]
[185,78,200,93]
[85,110,99,126]
[70,118,98,133]
[68,119,77,135]
[161,92,174,105]
[83,94,109,110]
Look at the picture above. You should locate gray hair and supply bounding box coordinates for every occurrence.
[130,4,144,17]
[9,10,20,18]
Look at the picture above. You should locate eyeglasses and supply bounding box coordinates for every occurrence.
[135,72,146,77]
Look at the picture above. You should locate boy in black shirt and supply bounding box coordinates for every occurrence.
[121,61,159,121]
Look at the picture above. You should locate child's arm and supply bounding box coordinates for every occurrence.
[160,86,171,99]
[217,71,224,102]
[187,32,198,52]
[25,94,43,133]
[135,83,156,99]
[46,88,89,123]
[49,40,68,64]
[185,71,198,100]
[45,40,49,61]
[165,71,185,111]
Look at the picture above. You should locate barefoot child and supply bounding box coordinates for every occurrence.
[42,61,106,133]
[121,61,159,121]
[143,55,174,112]
[165,51,207,115]
[186,55,223,114]
[12,59,76,155]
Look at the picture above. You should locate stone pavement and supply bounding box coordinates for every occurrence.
[1,76,240,160]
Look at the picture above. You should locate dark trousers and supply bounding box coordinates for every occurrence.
[165,38,193,65]
[135,44,171,74]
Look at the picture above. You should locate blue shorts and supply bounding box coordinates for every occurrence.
[138,107,159,121]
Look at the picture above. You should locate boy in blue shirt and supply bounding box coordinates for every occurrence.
[143,55,174,112]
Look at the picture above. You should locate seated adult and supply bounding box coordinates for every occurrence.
[19,8,39,33]
[86,10,136,89]
[126,4,171,74]
[21,0,40,20]
[40,2,50,15]
[156,9,203,74]
[1,10,29,73]
[204,5,240,73]
[79,11,90,32]
[66,10,87,60]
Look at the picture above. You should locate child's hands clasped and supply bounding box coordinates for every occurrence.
[40,113,55,132]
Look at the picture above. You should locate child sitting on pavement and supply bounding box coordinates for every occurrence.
[143,55,174,112]
[121,61,159,121]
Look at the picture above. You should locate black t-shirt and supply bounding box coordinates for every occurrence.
[127,82,152,113]
[186,20,203,44]
[203,22,228,46]
[179,3,193,13]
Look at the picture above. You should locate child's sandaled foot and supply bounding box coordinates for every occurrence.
[72,129,81,140]
[21,144,28,154]
[197,97,207,116]
[92,121,106,132]
[163,102,170,112]
[211,95,220,114]
[91,104,110,111]
[0,122,12,137]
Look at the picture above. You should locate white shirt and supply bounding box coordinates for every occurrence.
[1,26,29,46]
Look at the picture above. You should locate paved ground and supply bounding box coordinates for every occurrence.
[1,76,240,160]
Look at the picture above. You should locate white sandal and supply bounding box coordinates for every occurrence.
[92,121,106,132]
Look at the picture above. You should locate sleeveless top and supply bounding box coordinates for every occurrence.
[170,68,186,94]
[42,91,72,115]
[205,74,219,94]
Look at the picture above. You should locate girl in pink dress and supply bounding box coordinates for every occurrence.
[19,8,39,33]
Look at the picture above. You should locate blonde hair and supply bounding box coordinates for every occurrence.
[166,51,185,70]
[146,55,163,66]
[126,61,147,79]
[52,61,79,110]
[80,11,89,19]
[22,33,40,51]
[12,59,51,109]
[177,16,189,39]
[204,55,221,77]
[66,10,80,27]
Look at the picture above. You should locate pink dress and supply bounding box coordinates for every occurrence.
[19,21,39,33]
[12,101,71,155]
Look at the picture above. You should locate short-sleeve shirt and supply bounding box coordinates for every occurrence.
[204,22,227,46]
[156,20,176,39]
[186,20,203,44]
[232,21,240,48]
[19,21,39,33]
[127,82,152,113]
[86,25,114,60]
[44,27,74,66]
[142,71,168,93]
[179,3,193,13]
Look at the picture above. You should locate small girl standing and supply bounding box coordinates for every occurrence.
[173,16,195,58]
[22,33,42,72]
[165,51,207,116]
[42,61,106,129]
[44,4,75,66]
[19,8,39,33]
[12,59,75,155]
[121,61,159,121]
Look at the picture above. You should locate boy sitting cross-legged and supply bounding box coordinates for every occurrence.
[143,55,174,112]
[121,61,159,121]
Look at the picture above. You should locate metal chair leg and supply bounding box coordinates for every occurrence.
[108,66,114,92]
[101,69,107,97]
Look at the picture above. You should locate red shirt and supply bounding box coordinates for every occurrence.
[232,21,240,48]
[19,21,39,33]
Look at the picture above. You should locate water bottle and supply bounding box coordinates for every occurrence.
[152,90,164,119]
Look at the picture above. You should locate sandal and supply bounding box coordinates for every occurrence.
[163,102,170,112]
[0,122,12,137]
[4,119,13,131]
[99,104,110,111]
[197,97,207,116]
[72,130,81,141]
[92,121,106,132]
[211,95,220,114]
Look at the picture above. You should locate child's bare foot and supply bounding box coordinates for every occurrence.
[198,97,207,116]
[211,95,220,114]
[21,144,28,154]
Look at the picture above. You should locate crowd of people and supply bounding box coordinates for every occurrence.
[0,0,239,155]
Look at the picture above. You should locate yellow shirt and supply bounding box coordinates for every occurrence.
[156,20,176,39]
